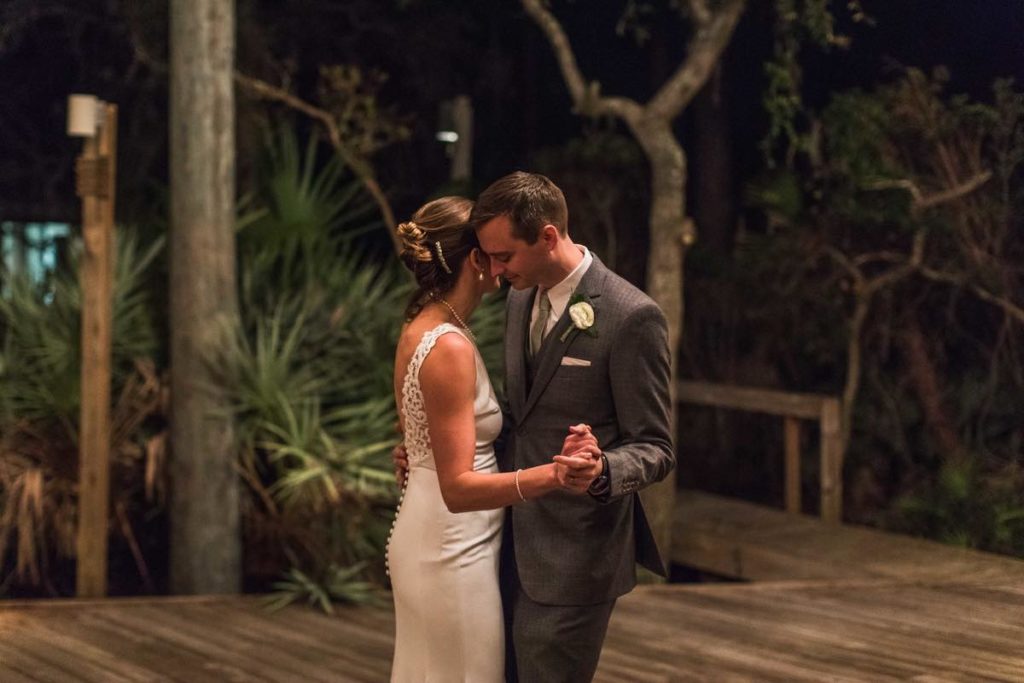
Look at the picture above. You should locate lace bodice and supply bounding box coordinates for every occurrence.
[401,324,455,467]
[401,323,500,468]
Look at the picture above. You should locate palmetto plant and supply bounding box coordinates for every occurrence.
[225,125,406,606]
[228,125,507,610]
[892,459,1024,555]
[0,234,166,594]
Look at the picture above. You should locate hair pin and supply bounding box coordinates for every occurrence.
[435,241,453,274]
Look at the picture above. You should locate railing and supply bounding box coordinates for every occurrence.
[677,381,844,523]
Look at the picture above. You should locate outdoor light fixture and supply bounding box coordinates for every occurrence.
[67,94,102,138]
[436,96,473,182]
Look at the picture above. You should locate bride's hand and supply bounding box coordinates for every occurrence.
[553,459,591,495]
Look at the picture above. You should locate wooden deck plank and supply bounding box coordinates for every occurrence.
[71,608,225,683]
[186,601,391,682]
[610,589,925,681]
[127,602,335,682]
[5,488,1024,683]
[679,582,1016,654]
[674,490,1024,583]
[786,582,1024,648]
[0,622,138,683]
[92,603,282,683]
[4,582,1024,682]
[697,582,1024,676]
[5,612,167,683]
[649,586,1024,679]
[0,638,90,683]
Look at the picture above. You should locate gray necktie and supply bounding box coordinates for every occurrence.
[529,290,551,358]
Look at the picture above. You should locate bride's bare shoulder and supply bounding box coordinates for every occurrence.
[418,332,475,394]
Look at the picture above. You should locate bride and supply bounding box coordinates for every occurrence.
[387,196,595,682]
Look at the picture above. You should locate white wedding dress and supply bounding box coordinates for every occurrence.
[387,323,505,682]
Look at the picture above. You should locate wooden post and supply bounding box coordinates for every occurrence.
[75,103,118,597]
[784,416,801,514]
[450,95,473,182]
[819,397,842,524]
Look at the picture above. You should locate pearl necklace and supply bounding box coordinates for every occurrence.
[437,297,476,344]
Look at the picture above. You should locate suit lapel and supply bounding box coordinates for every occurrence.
[521,259,606,420]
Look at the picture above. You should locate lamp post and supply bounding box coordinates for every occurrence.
[436,95,473,183]
[68,94,118,598]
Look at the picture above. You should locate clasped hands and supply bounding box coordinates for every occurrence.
[389,423,603,495]
[553,423,603,495]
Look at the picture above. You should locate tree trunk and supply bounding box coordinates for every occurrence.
[519,0,746,575]
[900,320,965,463]
[169,0,241,594]
[692,65,737,258]
[632,121,687,567]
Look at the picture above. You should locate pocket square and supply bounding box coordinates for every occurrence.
[560,356,591,367]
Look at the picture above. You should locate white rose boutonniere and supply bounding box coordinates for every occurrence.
[560,293,598,341]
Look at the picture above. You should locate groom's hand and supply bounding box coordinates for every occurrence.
[554,424,603,493]
[559,423,598,459]
[392,443,409,487]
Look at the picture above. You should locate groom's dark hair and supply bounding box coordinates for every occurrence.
[470,171,568,244]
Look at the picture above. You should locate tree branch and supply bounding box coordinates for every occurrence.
[852,250,906,269]
[917,266,1024,326]
[115,14,401,255]
[823,246,864,287]
[687,0,712,26]
[234,73,401,255]
[647,0,745,120]
[865,171,993,212]
[917,170,992,210]
[520,0,643,122]
[864,178,922,203]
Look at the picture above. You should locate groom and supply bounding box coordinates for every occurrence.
[471,171,675,682]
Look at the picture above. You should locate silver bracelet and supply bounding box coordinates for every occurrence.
[514,468,526,502]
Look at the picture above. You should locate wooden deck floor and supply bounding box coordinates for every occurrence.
[2,579,1023,682]
[3,493,1022,681]
[673,491,1024,584]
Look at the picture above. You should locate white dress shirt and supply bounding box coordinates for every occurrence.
[529,246,593,341]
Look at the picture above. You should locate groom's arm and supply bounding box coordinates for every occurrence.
[601,302,675,500]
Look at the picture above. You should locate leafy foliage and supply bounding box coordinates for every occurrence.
[892,460,1024,554]
[733,68,1024,555]
[762,0,870,163]
[226,125,506,610]
[264,561,383,614]
[0,233,167,594]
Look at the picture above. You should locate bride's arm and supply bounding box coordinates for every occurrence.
[420,333,562,513]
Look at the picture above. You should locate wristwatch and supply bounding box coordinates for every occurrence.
[587,454,611,497]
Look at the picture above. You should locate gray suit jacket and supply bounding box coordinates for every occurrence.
[501,255,675,606]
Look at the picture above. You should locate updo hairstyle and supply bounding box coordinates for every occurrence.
[397,196,478,320]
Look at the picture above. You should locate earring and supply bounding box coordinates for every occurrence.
[478,270,484,282]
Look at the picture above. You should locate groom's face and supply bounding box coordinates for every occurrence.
[476,214,548,290]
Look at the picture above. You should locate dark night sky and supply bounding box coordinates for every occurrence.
[0,1,1022,225]
[806,1,1024,104]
